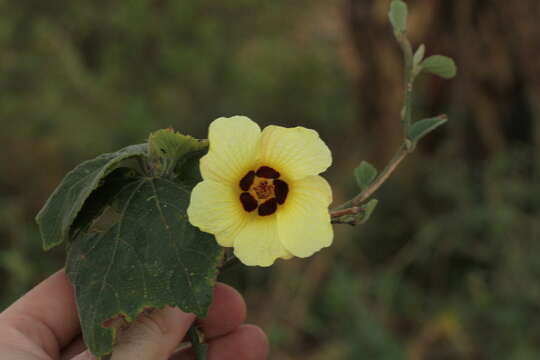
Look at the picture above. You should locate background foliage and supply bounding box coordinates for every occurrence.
[1,0,539,358]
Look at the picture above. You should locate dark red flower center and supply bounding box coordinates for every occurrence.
[238,166,289,216]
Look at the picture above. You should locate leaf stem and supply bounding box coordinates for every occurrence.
[188,324,208,360]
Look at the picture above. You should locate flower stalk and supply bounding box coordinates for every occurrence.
[188,325,208,360]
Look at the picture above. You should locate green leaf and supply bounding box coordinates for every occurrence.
[36,132,221,357]
[66,177,223,356]
[420,55,457,79]
[70,168,140,237]
[174,147,210,187]
[354,161,378,190]
[148,128,207,161]
[413,44,426,67]
[36,144,147,250]
[408,115,448,142]
[358,199,378,224]
[388,0,408,34]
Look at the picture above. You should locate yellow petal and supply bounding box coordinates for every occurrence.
[215,219,247,247]
[187,180,246,247]
[280,251,294,260]
[233,216,289,267]
[200,116,261,185]
[258,125,332,181]
[277,175,333,257]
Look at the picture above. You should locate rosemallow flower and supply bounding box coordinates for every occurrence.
[187,116,333,266]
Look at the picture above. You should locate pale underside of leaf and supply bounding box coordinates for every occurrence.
[36,144,147,250]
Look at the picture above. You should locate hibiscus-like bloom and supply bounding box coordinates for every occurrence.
[187,116,333,266]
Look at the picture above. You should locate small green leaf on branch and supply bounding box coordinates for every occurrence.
[354,161,378,190]
[331,199,379,226]
[408,115,448,143]
[358,199,378,224]
[388,0,408,35]
[420,55,457,79]
[413,44,426,67]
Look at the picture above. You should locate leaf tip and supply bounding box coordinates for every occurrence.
[421,55,457,79]
[388,0,408,34]
[354,161,378,190]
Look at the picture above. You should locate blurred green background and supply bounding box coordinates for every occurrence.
[1,0,539,358]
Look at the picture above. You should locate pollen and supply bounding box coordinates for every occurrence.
[238,165,289,216]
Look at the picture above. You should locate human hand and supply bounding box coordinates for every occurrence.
[0,270,268,359]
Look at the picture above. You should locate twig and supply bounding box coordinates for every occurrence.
[330,144,409,221]
[331,18,418,222]
[331,217,358,226]
[329,206,361,218]
[351,143,410,206]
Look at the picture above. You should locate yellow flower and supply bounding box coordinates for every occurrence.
[187,116,333,267]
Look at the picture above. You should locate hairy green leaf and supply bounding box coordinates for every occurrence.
[354,161,378,190]
[388,0,408,34]
[173,147,210,188]
[408,116,448,142]
[66,177,222,356]
[36,144,147,250]
[70,168,140,237]
[421,55,457,79]
[148,128,207,161]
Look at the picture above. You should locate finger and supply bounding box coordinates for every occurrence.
[197,283,246,339]
[71,349,96,360]
[111,305,195,359]
[0,269,79,357]
[60,335,86,360]
[171,325,269,360]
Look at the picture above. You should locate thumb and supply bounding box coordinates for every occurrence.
[112,306,195,360]
[73,306,195,360]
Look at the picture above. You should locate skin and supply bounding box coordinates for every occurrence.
[0,270,269,360]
